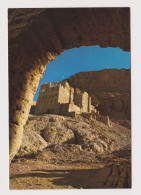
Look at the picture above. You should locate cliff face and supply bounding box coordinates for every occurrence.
[67,69,131,120]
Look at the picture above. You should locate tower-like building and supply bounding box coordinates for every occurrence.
[35,81,92,116]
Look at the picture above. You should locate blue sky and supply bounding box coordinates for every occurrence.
[34,45,130,101]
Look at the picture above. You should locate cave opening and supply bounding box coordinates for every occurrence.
[32,45,130,123]
[8,8,131,171]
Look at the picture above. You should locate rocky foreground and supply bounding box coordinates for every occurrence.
[10,114,131,189]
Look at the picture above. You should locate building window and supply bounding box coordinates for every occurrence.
[41,89,45,93]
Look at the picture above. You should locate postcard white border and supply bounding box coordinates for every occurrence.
[0,0,141,195]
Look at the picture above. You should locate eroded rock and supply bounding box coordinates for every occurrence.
[17,114,131,157]
[17,131,47,157]
[41,125,76,145]
[67,69,131,120]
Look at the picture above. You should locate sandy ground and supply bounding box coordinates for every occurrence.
[10,114,131,189]
[10,146,131,189]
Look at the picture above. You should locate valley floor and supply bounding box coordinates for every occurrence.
[10,114,131,189]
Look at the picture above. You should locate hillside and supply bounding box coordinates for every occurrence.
[10,113,131,189]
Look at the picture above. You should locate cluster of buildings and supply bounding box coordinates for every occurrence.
[34,81,111,127]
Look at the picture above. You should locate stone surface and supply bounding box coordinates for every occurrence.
[66,69,131,120]
[30,100,37,114]
[17,131,47,157]
[10,113,131,189]
[35,81,91,115]
[8,8,130,161]
[41,125,75,145]
[16,114,131,157]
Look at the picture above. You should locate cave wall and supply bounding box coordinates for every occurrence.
[8,8,130,161]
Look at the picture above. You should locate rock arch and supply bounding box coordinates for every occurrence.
[8,8,130,162]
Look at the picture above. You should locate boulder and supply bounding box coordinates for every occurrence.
[41,126,76,145]
[17,131,47,157]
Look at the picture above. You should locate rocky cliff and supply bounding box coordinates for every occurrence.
[66,69,131,120]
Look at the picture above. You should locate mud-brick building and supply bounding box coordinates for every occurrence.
[35,81,92,116]
[34,80,111,126]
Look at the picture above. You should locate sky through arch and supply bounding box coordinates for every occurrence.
[34,45,130,101]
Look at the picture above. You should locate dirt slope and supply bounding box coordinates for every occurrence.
[10,114,131,189]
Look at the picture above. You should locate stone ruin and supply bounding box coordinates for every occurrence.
[34,81,112,127]
[32,81,111,126]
